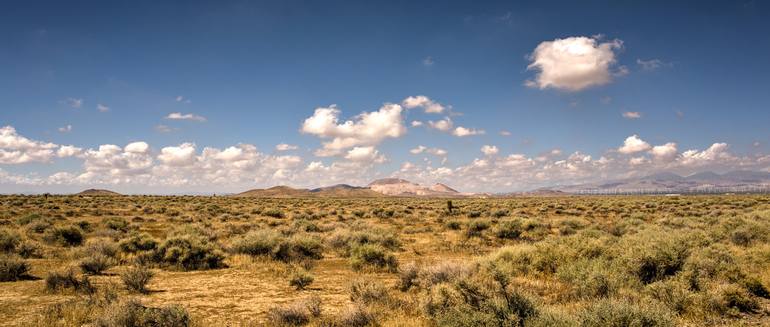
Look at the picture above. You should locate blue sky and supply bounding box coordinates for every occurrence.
[1,0,769,193]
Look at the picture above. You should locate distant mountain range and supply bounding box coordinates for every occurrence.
[543,170,770,194]
[235,178,464,198]
[43,170,770,197]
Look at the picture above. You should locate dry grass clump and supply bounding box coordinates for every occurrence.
[94,298,190,327]
[121,265,154,293]
[267,296,321,326]
[232,230,323,262]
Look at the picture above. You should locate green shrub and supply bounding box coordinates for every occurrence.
[121,265,154,293]
[263,209,285,218]
[0,255,30,281]
[45,268,95,294]
[349,244,398,272]
[232,230,279,256]
[151,235,225,270]
[741,276,770,299]
[465,219,491,238]
[44,225,84,247]
[445,220,463,230]
[16,240,42,258]
[0,228,21,253]
[119,233,158,253]
[95,298,190,327]
[234,231,323,262]
[421,269,537,327]
[710,283,760,314]
[625,236,689,284]
[494,219,523,239]
[579,299,674,327]
[79,254,115,275]
[103,217,130,232]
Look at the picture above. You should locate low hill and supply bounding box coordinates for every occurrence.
[367,178,461,197]
[309,184,383,197]
[234,186,310,198]
[76,189,121,196]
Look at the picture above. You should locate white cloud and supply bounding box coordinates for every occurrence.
[0,126,58,164]
[481,145,499,156]
[427,118,453,131]
[422,56,434,67]
[58,125,72,133]
[650,142,678,161]
[175,96,191,103]
[526,36,624,91]
[301,103,406,156]
[402,95,447,113]
[411,120,424,127]
[500,130,512,136]
[344,146,387,163]
[618,135,651,154]
[124,141,150,154]
[97,104,110,112]
[452,126,485,137]
[410,145,447,157]
[276,143,298,151]
[65,98,83,108]
[57,145,82,158]
[166,112,207,122]
[157,143,197,166]
[622,111,641,119]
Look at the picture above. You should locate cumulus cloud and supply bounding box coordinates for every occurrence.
[650,142,678,161]
[58,125,72,133]
[411,120,424,127]
[344,146,387,163]
[452,126,485,137]
[166,112,207,122]
[481,145,499,156]
[57,145,82,158]
[300,103,406,156]
[500,130,512,136]
[275,143,298,151]
[618,135,651,154]
[427,118,453,131]
[402,95,447,113]
[157,143,197,166]
[0,126,58,164]
[97,104,110,112]
[622,111,641,119]
[526,36,624,91]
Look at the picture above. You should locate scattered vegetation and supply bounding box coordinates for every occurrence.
[1,194,769,325]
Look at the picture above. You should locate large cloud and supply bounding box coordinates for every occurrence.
[0,126,59,164]
[526,36,624,91]
[301,103,406,156]
[618,135,651,154]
